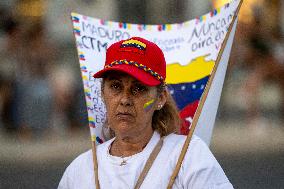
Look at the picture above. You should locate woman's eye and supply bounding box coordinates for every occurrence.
[132,85,146,95]
[110,82,121,91]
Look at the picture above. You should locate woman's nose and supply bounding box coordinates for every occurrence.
[119,90,134,106]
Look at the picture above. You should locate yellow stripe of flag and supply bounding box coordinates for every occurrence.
[166,55,215,84]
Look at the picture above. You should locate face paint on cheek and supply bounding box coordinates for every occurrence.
[143,99,155,112]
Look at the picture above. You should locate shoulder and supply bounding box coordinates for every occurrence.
[163,133,206,152]
[69,149,93,169]
[161,133,214,169]
[58,139,114,189]
[58,150,93,189]
[167,133,220,170]
[164,133,214,156]
[64,138,114,170]
[164,133,233,188]
[62,137,113,172]
[64,149,93,173]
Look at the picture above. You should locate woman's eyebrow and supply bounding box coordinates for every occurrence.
[106,76,122,82]
[131,80,144,85]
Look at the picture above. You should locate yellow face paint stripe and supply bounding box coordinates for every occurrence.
[144,99,155,111]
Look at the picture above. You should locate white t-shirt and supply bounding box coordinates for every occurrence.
[58,131,233,189]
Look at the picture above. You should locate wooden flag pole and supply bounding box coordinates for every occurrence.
[92,141,100,189]
[167,1,243,188]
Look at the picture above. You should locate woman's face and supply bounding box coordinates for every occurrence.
[102,72,165,138]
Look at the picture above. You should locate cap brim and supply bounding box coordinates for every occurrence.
[93,64,161,86]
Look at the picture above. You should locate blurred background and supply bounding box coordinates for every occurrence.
[0,0,283,188]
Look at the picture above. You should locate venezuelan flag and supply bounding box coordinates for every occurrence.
[79,54,86,61]
[91,135,104,144]
[166,55,215,134]
[81,65,87,72]
[73,27,81,36]
[72,16,80,23]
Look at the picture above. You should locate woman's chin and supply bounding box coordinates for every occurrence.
[112,123,138,137]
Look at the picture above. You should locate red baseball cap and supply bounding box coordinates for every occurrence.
[93,37,166,86]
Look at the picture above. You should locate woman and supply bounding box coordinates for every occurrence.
[58,37,233,188]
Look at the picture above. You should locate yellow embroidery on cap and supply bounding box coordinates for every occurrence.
[122,39,146,48]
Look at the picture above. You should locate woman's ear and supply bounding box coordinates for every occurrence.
[157,89,167,110]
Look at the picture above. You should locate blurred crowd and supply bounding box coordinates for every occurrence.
[0,0,283,140]
[0,5,88,139]
[229,0,284,126]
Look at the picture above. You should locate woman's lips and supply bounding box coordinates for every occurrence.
[116,112,134,120]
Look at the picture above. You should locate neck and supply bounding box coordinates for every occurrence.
[110,129,154,157]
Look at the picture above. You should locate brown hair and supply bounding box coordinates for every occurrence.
[101,81,181,139]
[152,84,180,136]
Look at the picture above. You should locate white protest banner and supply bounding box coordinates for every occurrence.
[194,19,238,144]
[71,0,240,146]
